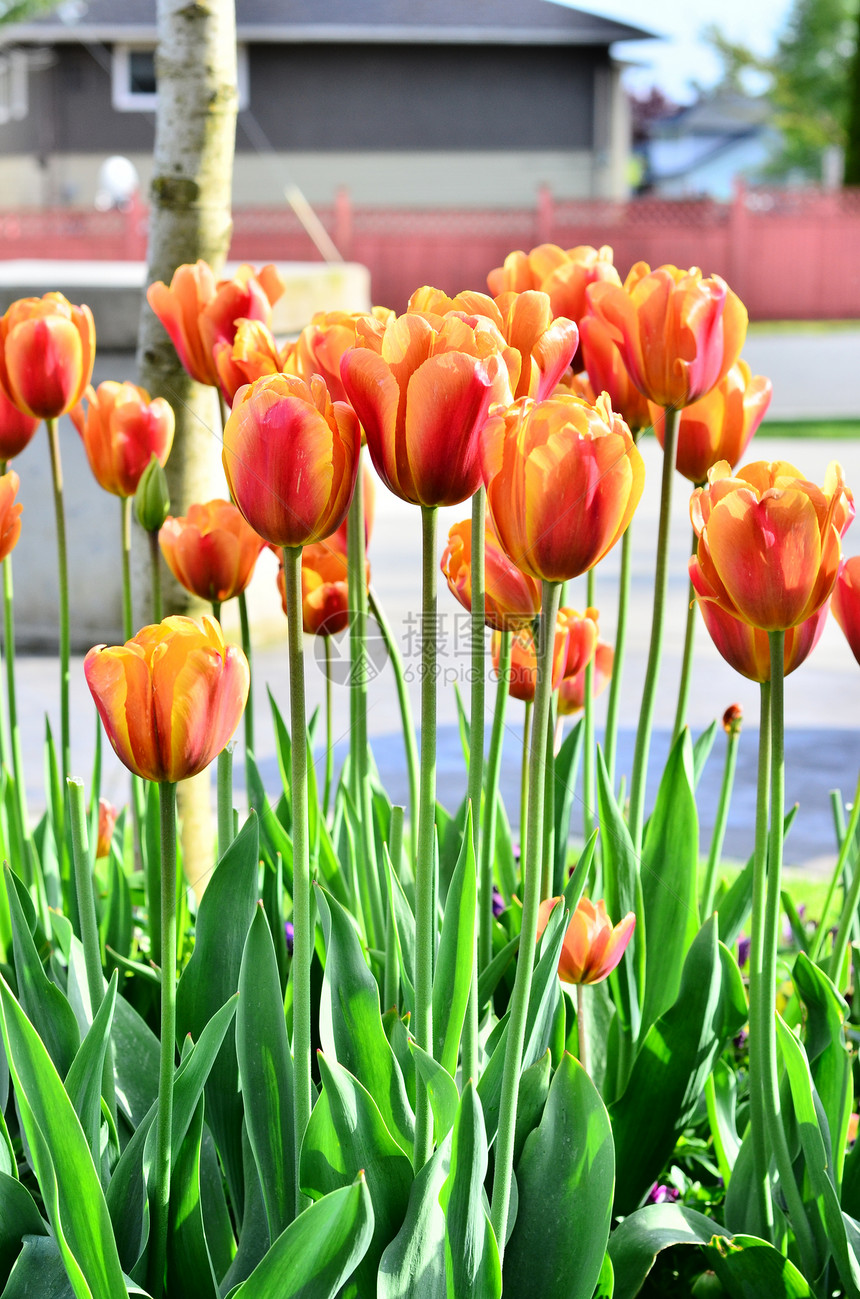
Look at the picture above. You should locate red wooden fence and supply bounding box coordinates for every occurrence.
[0,185,858,320]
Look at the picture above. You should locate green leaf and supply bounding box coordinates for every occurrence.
[706,1057,741,1187]
[101,848,132,965]
[2,1232,74,1299]
[717,806,799,948]
[705,1233,814,1297]
[440,1082,501,1299]
[639,730,700,1038]
[63,970,118,1168]
[503,1053,614,1299]
[166,1094,219,1299]
[477,931,519,1012]
[596,749,643,1045]
[230,1173,374,1299]
[111,992,159,1131]
[383,846,416,1016]
[493,795,517,905]
[316,887,414,1158]
[377,1135,451,1299]
[692,720,718,787]
[611,918,747,1215]
[432,803,477,1076]
[409,1040,460,1144]
[512,1049,551,1167]
[792,951,852,1189]
[219,1126,270,1294]
[0,972,127,1298]
[0,1171,47,1288]
[301,1053,413,1296]
[237,903,295,1243]
[176,812,260,1214]
[552,719,583,893]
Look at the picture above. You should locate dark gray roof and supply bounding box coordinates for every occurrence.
[5,0,654,46]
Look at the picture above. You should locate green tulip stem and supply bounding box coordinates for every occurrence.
[46,416,71,784]
[4,550,29,846]
[120,496,133,641]
[701,721,741,917]
[672,524,699,740]
[463,486,487,1084]
[827,770,860,981]
[283,545,312,1214]
[520,699,532,839]
[238,590,255,763]
[148,528,163,622]
[150,779,178,1299]
[582,567,596,842]
[413,503,439,1170]
[217,743,234,859]
[491,578,562,1260]
[480,629,511,969]
[384,805,405,1012]
[748,680,773,1238]
[322,634,334,818]
[604,468,637,788]
[576,982,588,1075]
[369,588,419,856]
[628,405,679,852]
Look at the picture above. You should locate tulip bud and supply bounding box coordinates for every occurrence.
[134,454,171,532]
[722,703,743,735]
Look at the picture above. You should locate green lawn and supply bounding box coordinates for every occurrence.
[757,418,860,439]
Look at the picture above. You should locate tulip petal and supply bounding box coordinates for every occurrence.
[404,352,492,507]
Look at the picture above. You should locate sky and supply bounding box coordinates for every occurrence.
[560,0,795,103]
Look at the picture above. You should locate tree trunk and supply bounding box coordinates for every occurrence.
[844,1,860,185]
[137,0,238,895]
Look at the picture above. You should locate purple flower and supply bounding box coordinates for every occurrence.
[737,935,750,969]
[284,920,294,957]
[492,888,505,918]
[646,1183,680,1205]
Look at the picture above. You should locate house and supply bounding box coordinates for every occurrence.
[0,0,653,210]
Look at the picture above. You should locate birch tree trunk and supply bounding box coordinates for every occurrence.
[137,0,238,894]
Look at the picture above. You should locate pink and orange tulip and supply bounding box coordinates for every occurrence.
[0,293,95,420]
[487,243,620,346]
[690,459,848,631]
[84,615,249,784]
[0,387,39,462]
[578,299,652,434]
[441,518,541,631]
[222,373,360,549]
[292,308,391,404]
[147,261,284,389]
[276,539,369,637]
[214,319,296,405]
[159,499,266,604]
[536,895,636,985]
[340,310,507,507]
[95,798,119,859]
[558,640,614,716]
[71,380,174,497]
[833,555,860,666]
[651,360,772,485]
[558,606,600,680]
[0,470,22,563]
[586,263,748,409]
[482,392,644,583]
[492,619,569,703]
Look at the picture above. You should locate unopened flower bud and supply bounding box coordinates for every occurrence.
[134,453,170,532]
[722,703,743,735]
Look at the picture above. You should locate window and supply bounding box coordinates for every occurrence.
[112,44,249,112]
[0,51,29,125]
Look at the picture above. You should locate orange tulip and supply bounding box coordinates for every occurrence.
[651,361,772,485]
[84,615,249,784]
[578,296,652,434]
[159,499,266,604]
[0,470,22,562]
[0,386,39,461]
[482,392,645,583]
[492,618,569,703]
[340,310,507,507]
[690,459,847,631]
[292,308,391,404]
[214,319,297,405]
[146,261,284,388]
[559,606,600,680]
[95,798,119,859]
[408,285,578,402]
[276,539,370,637]
[586,262,748,409]
[441,518,541,631]
[833,556,860,666]
[558,640,614,716]
[70,380,174,498]
[536,895,635,985]
[487,244,620,356]
[222,373,360,549]
[0,293,95,420]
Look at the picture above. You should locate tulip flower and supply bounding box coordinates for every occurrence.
[292,308,391,404]
[214,318,297,405]
[222,373,360,549]
[536,895,636,985]
[558,640,614,716]
[558,606,600,680]
[651,361,772,485]
[690,459,847,631]
[84,615,249,784]
[441,518,541,631]
[340,310,508,508]
[578,300,652,435]
[690,554,829,680]
[0,292,95,420]
[71,380,175,498]
[0,386,39,462]
[159,499,266,606]
[0,470,22,563]
[95,798,119,859]
[586,263,748,409]
[487,243,620,360]
[482,392,645,583]
[146,260,285,388]
[833,555,860,666]
[276,539,370,638]
[492,619,569,703]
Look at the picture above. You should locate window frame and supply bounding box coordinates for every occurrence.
[111,43,249,112]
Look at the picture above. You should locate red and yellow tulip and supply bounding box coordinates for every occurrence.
[71,380,174,498]
[84,615,249,784]
[159,499,266,604]
[487,243,620,351]
[651,360,772,485]
[441,518,541,631]
[492,618,569,703]
[558,640,614,716]
[214,319,296,405]
[0,387,39,461]
[0,293,95,420]
[833,555,860,666]
[0,470,22,563]
[536,895,636,985]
